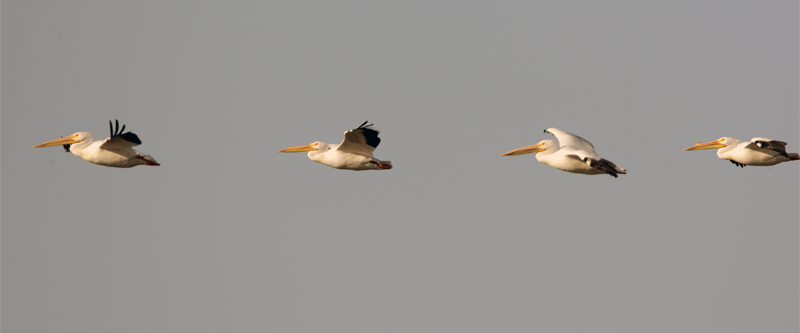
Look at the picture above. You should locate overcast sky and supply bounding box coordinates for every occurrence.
[2,1,798,332]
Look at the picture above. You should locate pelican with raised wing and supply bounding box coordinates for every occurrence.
[278,121,392,170]
[684,136,799,167]
[34,120,160,168]
[501,127,626,177]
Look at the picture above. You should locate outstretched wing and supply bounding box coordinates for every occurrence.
[100,119,142,149]
[544,127,596,152]
[336,121,381,157]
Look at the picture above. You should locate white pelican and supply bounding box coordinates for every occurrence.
[278,121,392,170]
[33,120,160,168]
[501,127,627,177]
[684,137,799,167]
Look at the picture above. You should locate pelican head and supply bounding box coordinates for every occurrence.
[501,140,557,156]
[684,137,738,151]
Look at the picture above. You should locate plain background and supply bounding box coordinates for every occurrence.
[3,1,798,332]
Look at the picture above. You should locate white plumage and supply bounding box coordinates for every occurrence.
[278,121,392,170]
[501,127,626,177]
[684,136,799,167]
[34,120,160,168]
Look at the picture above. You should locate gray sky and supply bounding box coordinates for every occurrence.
[2,1,798,332]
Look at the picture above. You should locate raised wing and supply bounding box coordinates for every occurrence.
[544,127,596,152]
[748,137,790,157]
[336,121,381,157]
[100,119,142,149]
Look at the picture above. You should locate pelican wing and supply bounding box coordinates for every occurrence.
[748,137,789,157]
[337,121,380,157]
[560,145,626,178]
[100,120,142,149]
[591,158,625,177]
[560,147,601,162]
[100,135,141,149]
[545,127,596,152]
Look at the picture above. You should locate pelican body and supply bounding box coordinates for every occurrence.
[501,127,626,177]
[278,121,392,171]
[684,137,799,167]
[34,120,160,168]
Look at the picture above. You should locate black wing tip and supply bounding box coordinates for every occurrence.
[353,121,381,148]
[121,132,142,145]
[729,160,746,168]
[362,130,381,148]
[357,120,374,129]
[590,158,622,178]
[108,119,143,144]
[756,140,791,157]
[110,119,121,137]
[109,119,127,136]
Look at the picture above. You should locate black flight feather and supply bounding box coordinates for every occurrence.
[584,157,620,178]
[109,119,142,145]
[356,120,381,149]
[729,160,746,168]
[754,140,790,158]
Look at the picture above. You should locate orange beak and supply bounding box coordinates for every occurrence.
[33,134,80,148]
[501,143,546,156]
[277,143,319,153]
[684,139,726,151]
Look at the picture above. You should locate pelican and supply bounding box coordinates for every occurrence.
[33,120,160,168]
[501,127,627,177]
[684,137,799,167]
[278,121,392,170]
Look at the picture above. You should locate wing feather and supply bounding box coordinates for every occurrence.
[552,129,625,177]
[590,158,626,177]
[748,137,789,157]
[544,127,596,152]
[560,147,600,161]
[336,121,381,157]
[100,119,142,149]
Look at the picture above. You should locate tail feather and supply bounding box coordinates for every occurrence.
[788,153,799,161]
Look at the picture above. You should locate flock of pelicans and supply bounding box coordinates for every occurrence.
[34,120,799,175]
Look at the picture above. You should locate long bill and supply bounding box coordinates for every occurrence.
[277,143,319,153]
[684,139,725,151]
[501,143,545,156]
[33,134,80,148]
